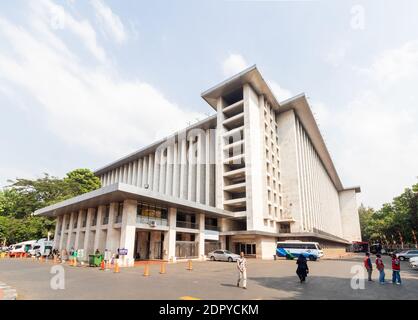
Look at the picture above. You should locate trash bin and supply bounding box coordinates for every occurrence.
[273,254,277,261]
[89,254,103,267]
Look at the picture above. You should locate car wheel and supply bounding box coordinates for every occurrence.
[228,257,233,262]
[399,256,406,261]
[210,256,215,261]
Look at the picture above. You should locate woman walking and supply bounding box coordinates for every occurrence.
[296,254,309,283]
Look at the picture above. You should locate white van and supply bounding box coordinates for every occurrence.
[28,239,54,257]
[9,240,37,257]
[276,240,324,261]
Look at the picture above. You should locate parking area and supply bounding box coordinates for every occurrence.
[0,255,417,300]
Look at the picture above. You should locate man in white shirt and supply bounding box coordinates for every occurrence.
[236,252,247,289]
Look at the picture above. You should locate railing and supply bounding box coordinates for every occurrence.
[175,241,198,258]
[205,225,220,232]
[91,219,97,226]
[82,220,86,228]
[115,215,122,224]
[66,224,70,230]
[176,221,199,229]
[137,215,168,226]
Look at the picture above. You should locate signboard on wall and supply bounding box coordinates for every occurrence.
[118,248,128,256]
[204,230,219,241]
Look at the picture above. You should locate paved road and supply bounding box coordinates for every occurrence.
[0,255,417,300]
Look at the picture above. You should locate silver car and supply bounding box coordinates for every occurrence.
[208,250,240,262]
[396,249,418,261]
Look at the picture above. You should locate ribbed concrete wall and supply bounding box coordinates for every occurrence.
[99,130,216,207]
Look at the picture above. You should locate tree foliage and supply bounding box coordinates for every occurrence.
[359,180,418,246]
[0,169,101,245]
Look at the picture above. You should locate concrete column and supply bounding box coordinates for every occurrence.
[74,209,83,249]
[172,142,180,198]
[179,138,188,199]
[128,162,133,184]
[119,199,137,267]
[137,159,142,187]
[93,206,104,252]
[142,157,148,188]
[166,144,174,196]
[198,213,205,260]
[196,132,206,204]
[159,148,166,194]
[166,207,177,262]
[59,214,67,250]
[53,216,61,249]
[215,97,226,209]
[148,154,155,189]
[106,203,119,254]
[220,235,226,250]
[153,151,160,191]
[66,212,75,250]
[132,161,137,186]
[82,208,94,259]
[187,136,197,202]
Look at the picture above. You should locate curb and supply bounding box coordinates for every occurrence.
[0,281,18,300]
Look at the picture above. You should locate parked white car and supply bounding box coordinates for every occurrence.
[9,240,37,256]
[208,250,241,262]
[28,239,54,257]
[409,256,418,269]
[396,249,418,261]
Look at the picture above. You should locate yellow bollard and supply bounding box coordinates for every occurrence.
[114,262,120,273]
[143,263,150,277]
[159,262,166,274]
[187,259,193,271]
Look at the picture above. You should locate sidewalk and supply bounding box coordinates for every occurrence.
[0,281,18,300]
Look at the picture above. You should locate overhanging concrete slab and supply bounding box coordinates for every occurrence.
[34,183,235,219]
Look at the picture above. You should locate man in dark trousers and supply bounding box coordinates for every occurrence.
[364,252,373,281]
[296,254,309,283]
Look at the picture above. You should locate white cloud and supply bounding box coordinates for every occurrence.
[90,0,127,44]
[0,0,202,159]
[222,53,249,77]
[314,42,418,208]
[36,0,107,63]
[367,40,418,84]
[325,41,351,67]
[268,81,293,102]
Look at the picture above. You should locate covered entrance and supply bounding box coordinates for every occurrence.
[134,230,164,260]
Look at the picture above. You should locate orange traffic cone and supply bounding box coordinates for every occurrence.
[143,263,149,276]
[187,259,193,271]
[160,262,166,274]
[100,260,105,270]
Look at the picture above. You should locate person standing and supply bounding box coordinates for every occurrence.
[364,252,373,281]
[296,254,309,283]
[236,252,247,289]
[391,254,402,285]
[375,254,385,284]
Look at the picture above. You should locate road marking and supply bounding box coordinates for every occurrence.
[180,296,201,300]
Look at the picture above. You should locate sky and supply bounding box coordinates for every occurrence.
[0,0,417,209]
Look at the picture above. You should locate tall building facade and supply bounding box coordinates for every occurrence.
[35,66,361,266]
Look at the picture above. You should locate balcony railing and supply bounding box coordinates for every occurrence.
[115,215,122,224]
[91,219,97,226]
[176,221,199,229]
[82,220,86,228]
[137,215,168,226]
[102,216,109,225]
[205,225,220,232]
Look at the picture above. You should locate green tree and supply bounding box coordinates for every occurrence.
[0,168,101,244]
[64,168,101,195]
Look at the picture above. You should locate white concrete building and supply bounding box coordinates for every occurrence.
[35,66,361,266]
